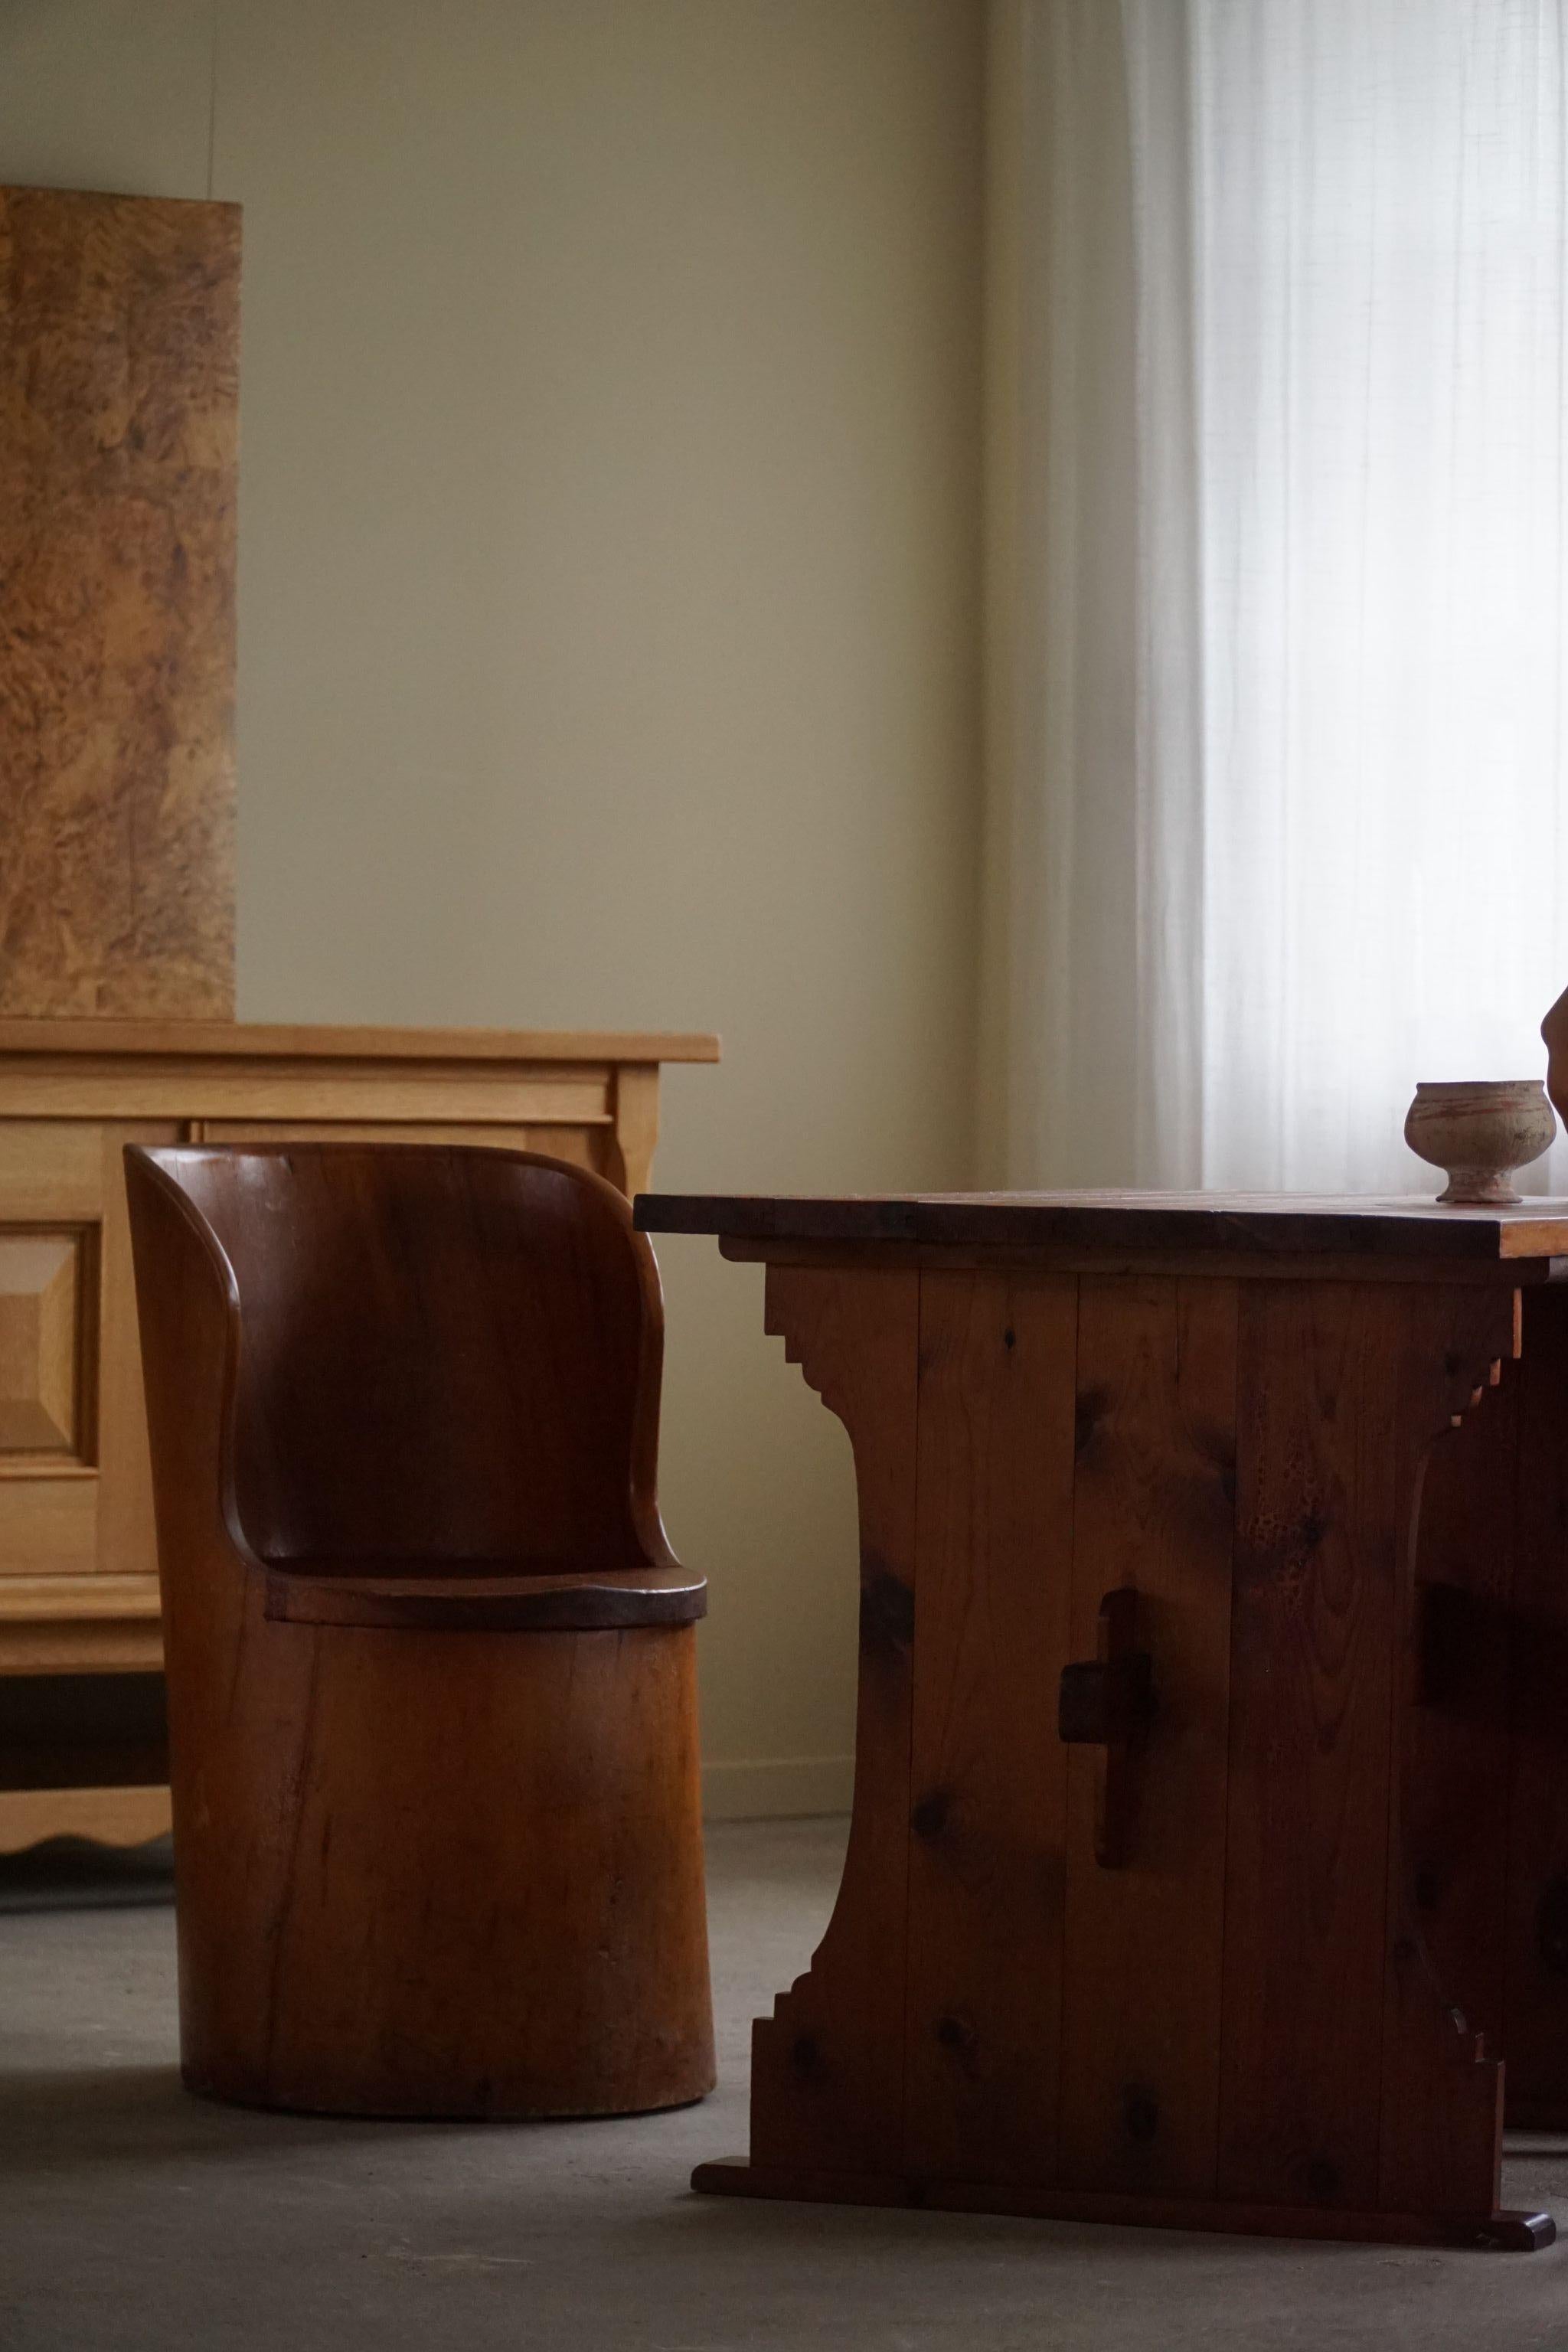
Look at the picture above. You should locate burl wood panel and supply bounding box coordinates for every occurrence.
[0,187,238,1018]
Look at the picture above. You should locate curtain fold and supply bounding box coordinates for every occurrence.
[984,0,1568,1193]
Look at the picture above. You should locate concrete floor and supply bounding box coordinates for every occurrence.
[5,1818,1568,2350]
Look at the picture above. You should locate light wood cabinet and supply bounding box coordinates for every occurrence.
[0,1017,717,1852]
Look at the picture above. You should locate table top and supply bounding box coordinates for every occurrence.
[635,1188,1568,1263]
[0,1018,720,1066]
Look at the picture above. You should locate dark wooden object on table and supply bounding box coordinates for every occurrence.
[635,1186,1568,2251]
[125,1142,714,2119]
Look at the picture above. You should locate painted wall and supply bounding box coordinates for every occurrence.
[0,0,985,1812]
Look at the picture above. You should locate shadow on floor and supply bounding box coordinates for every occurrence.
[0,1834,175,1915]
[0,2062,494,2181]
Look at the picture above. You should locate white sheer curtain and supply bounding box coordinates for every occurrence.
[983,0,1568,1192]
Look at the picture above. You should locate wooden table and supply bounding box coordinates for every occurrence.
[0,1019,717,1853]
[635,1187,1568,2252]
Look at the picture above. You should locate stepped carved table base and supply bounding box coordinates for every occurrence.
[691,2159,1553,2253]
[635,1187,1568,2256]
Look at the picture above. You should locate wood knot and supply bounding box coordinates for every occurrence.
[1075,1387,1109,1455]
[1191,1421,1239,1510]
[933,2014,978,2075]
[1122,2087,1159,2144]
[911,1790,949,1839]
[1299,1503,1331,1554]
[859,1566,915,1656]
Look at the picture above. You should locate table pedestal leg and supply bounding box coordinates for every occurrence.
[739,1263,920,2177]
[694,1263,1553,2252]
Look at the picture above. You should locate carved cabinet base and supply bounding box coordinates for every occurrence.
[634,1189,1568,2252]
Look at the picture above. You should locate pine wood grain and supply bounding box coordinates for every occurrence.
[1218,1282,1401,2210]
[603,1065,662,1199]
[197,1122,598,1168]
[638,1190,1568,1263]
[1060,1276,1237,2197]
[1377,1287,1519,2216]
[686,1207,1554,2248]
[747,1263,920,2175]
[904,1270,1077,2184]
[0,1019,720,1063]
[0,1070,614,1124]
[125,1142,713,2116]
[1504,1285,1568,2127]
[132,1145,677,1576]
[0,1782,169,1854]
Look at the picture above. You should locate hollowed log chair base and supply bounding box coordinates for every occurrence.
[126,1142,715,2121]
[177,1608,710,2119]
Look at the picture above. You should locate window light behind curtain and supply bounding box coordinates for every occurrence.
[984,0,1568,1192]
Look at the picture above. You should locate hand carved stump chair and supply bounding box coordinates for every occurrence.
[123,1142,714,2119]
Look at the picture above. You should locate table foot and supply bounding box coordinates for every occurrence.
[691,2158,1556,2252]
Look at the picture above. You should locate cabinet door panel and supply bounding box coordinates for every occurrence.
[0,1126,101,1583]
[0,1122,176,1582]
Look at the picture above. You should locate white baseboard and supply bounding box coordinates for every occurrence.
[701,1755,854,1821]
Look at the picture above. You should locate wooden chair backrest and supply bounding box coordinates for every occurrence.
[126,1143,671,1572]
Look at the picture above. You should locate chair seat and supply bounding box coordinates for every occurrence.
[262,1560,707,1632]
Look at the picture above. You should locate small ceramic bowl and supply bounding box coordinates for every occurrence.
[1403,1080,1556,1206]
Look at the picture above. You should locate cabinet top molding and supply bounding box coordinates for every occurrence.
[0,1019,720,1067]
[635,1187,1568,1264]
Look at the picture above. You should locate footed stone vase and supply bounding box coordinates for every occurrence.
[1404,1080,1555,1207]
